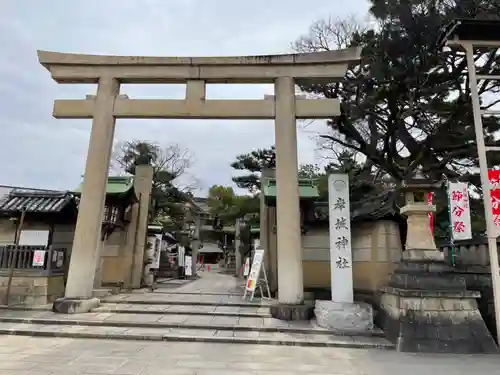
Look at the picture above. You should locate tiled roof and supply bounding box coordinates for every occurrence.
[0,190,79,214]
[73,176,135,196]
[311,191,402,223]
[262,178,320,199]
[193,197,210,213]
[350,191,401,222]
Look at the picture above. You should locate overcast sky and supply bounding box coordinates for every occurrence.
[0,0,369,195]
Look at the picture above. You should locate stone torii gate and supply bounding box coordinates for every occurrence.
[38,48,361,313]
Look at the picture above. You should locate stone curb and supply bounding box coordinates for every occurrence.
[93,308,272,318]
[100,299,273,308]
[0,317,386,337]
[0,328,394,349]
[0,305,51,311]
[151,291,243,296]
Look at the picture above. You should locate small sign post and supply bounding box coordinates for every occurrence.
[243,257,250,277]
[184,255,192,277]
[32,250,46,267]
[243,248,271,301]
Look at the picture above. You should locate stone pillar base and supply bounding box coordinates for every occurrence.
[270,303,314,321]
[314,301,374,331]
[52,297,100,314]
[379,260,499,353]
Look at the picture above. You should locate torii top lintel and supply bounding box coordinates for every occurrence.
[37,47,361,84]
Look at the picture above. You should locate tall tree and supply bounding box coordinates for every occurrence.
[207,185,238,228]
[293,2,500,187]
[113,140,195,228]
[231,146,383,201]
[293,2,500,235]
[231,146,276,192]
[230,147,328,193]
[207,185,260,227]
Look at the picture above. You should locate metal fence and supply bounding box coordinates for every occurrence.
[0,245,67,276]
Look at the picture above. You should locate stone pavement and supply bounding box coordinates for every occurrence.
[153,271,244,295]
[0,335,499,375]
[0,271,391,348]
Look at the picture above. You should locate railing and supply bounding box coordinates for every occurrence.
[438,236,494,268]
[0,245,67,276]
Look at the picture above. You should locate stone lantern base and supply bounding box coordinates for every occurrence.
[378,259,498,353]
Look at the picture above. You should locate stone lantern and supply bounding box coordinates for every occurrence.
[376,172,498,354]
[399,172,444,263]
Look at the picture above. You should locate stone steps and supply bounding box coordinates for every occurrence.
[100,298,272,308]
[92,289,113,298]
[93,305,271,318]
[96,299,271,316]
[0,302,393,349]
[0,320,393,349]
[0,315,386,338]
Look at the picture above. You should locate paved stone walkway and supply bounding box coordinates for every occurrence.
[0,335,499,375]
[153,271,244,295]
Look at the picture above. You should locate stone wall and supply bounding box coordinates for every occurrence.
[100,228,130,286]
[0,219,75,251]
[300,220,402,296]
[439,241,499,341]
[0,275,65,305]
[0,217,136,289]
[0,219,15,245]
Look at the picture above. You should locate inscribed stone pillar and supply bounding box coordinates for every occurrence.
[267,205,278,294]
[235,219,242,277]
[63,76,119,300]
[274,76,304,304]
[93,240,104,289]
[122,202,139,289]
[130,164,154,288]
[260,168,273,287]
[259,170,270,253]
[191,214,201,277]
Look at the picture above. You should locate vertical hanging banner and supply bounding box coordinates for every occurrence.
[488,170,500,235]
[328,174,353,303]
[448,182,472,241]
[428,192,434,236]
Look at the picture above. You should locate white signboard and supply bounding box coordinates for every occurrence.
[178,246,185,267]
[448,182,472,241]
[32,250,46,267]
[56,252,64,268]
[184,255,193,276]
[245,249,264,292]
[151,234,162,269]
[253,239,260,250]
[19,230,49,246]
[243,257,250,277]
[328,174,353,303]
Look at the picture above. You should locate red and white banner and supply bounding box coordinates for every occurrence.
[427,192,434,236]
[488,170,500,234]
[448,182,472,241]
